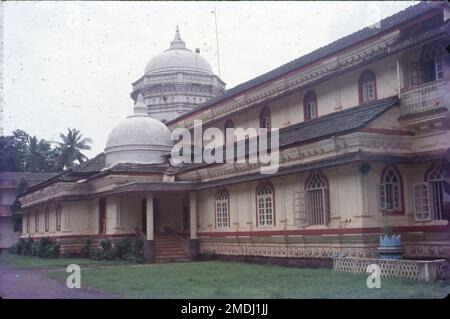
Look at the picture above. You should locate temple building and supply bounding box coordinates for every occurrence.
[18,2,450,263]
[131,26,225,123]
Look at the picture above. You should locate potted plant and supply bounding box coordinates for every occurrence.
[378,215,403,260]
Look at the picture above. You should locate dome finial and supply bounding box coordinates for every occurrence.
[170,25,186,49]
[133,94,148,115]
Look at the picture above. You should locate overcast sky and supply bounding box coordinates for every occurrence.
[2,1,417,157]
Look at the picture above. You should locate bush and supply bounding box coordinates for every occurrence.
[98,238,116,259]
[9,238,29,255]
[124,239,145,263]
[201,249,216,260]
[80,239,92,258]
[9,237,59,258]
[21,237,35,255]
[43,241,60,258]
[114,238,131,259]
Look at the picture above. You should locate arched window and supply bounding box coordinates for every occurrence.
[215,188,230,228]
[34,210,39,233]
[55,204,62,232]
[256,180,274,227]
[359,70,377,103]
[421,40,447,83]
[303,91,318,120]
[44,207,50,233]
[426,162,447,221]
[305,171,329,225]
[224,120,234,145]
[259,107,271,130]
[378,166,403,213]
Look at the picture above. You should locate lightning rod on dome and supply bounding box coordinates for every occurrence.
[212,2,221,78]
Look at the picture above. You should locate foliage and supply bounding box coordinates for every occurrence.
[114,238,131,259]
[9,237,59,258]
[80,239,92,258]
[0,128,92,172]
[201,249,216,260]
[90,238,144,262]
[124,239,145,263]
[54,128,92,170]
[381,215,394,237]
[0,130,59,172]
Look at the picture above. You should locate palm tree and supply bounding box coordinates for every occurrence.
[55,128,92,170]
[24,136,53,172]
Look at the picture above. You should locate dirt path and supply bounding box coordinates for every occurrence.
[0,265,119,299]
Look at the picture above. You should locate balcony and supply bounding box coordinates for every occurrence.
[399,79,450,129]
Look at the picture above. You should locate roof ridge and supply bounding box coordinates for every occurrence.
[168,2,439,124]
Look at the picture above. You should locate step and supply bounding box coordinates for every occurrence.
[155,258,191,263]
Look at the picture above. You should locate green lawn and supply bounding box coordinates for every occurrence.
[45,260,450,299]
[0,253,134,269]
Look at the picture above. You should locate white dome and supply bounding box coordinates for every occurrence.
[104,96,172,167]
[144,27,213,76]
[145,49,213,76]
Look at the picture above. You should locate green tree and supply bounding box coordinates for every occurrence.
[55,128,92,170]
[23,136,56,172]
[0,130,29,171]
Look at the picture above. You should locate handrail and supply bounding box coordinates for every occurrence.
[163,227,190,254]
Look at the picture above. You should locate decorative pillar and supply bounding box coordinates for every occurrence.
[144,193,155,262]
[189,191,199,260]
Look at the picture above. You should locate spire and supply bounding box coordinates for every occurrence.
[133,94,148,115]
[169,25,186,49]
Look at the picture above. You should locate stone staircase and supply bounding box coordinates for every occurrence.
[154,232,190,263]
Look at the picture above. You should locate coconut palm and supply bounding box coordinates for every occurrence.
[55,128,92,170]
[24,136,53,172]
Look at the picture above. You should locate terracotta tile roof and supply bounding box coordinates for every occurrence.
[167,2,443,125]
[176,95,400,172]
[279,95,399,146]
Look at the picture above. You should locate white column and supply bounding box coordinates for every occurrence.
[189,192,197,239]
[146,193,154,241]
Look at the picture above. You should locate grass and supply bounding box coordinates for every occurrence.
[0,253,134,269]
[44,260,450,299]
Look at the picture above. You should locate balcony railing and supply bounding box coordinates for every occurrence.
[400,79,449,116]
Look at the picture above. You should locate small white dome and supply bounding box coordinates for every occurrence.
[105,95,172,167]
[144,27,213,76]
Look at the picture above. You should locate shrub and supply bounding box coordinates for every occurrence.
[114,238,131,259]
[21,237,34,256]
[99,238,116,260]
[9,238,27,255]
[201,249,216,260]
[9,237,59,258]
[124,239,145,263]
[80,239,92,258]
[90,247,103,260]
[43,241,60,258]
